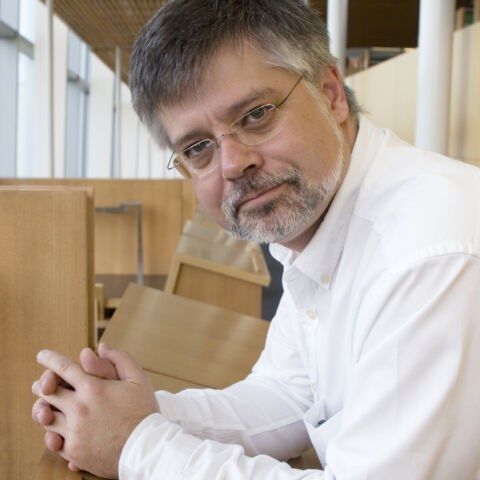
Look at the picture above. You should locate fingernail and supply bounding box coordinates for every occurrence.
[31,381,38,393]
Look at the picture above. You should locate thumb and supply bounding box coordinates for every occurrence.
[97,343,145,383]
[80,347,119,380]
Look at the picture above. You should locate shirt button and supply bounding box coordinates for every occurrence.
[310,382,317,393]
[306,309,316,320]
[321,273,330,285]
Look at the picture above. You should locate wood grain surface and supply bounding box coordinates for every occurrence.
[0,187,94,479]
[0,179,196,275]
[100,284,270,388]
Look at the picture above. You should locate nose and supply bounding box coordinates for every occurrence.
[217,136,264,180]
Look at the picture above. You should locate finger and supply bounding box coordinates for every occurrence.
[68,462,81,472]
[98,343,145,383]
[80,347,118,380]
[44,434,79,471]
[44,431,64,452]
[40,369,72,396]
[32,398,55,425]
[32,381,74,412]
[44,410,67,438]
[36,350,85,388]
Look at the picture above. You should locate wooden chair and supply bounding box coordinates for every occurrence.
[165,224,270,318]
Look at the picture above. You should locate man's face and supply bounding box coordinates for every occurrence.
[160,45,351,249]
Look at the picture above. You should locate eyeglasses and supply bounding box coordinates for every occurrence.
[167,76,303,179]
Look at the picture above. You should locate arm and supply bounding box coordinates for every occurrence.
[120,413,325,480]
[153,295,314,460]
[31,343,324,479]
[34,296,315,462]
[32,296,321,478]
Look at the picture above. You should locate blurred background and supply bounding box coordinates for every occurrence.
[0,0,478,181]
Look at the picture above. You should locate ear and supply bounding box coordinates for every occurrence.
[320,65,350,123]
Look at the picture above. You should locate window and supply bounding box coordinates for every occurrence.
[64,30,90,177]
[0,0,35,177]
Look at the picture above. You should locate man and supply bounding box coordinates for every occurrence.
[32,1,480,478]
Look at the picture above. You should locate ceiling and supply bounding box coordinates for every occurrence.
[48,0,471,84]
[50,1,162,82]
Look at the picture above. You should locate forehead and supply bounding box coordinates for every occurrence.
[159,45,298,144]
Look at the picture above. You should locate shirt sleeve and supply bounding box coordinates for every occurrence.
[119,413,324,479]
[319,253,480,479]
[119,294,319,479]
[151,293,314,460]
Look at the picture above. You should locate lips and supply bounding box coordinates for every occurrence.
[237,184,282,210]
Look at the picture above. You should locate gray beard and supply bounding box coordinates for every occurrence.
[221,165,336,244]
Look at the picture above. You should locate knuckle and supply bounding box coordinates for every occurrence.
[58,357,73,376]
[65,437,81,461]
[63,439,74,458]
[82,377,102,395]
[71,399,88,418]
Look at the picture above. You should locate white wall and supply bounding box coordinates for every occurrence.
[346,22,480,166]
[346,49,418,145]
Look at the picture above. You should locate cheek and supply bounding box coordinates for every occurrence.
[288,117,341,173]
[193,178,228,228]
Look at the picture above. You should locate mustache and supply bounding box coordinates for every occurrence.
[222,167,302,216]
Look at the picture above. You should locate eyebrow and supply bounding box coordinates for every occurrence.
[171,86,277,150]
[223,87,277,122]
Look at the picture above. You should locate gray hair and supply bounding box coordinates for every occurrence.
[130,0,362,147]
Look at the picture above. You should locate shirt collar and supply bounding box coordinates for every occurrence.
[270,115,386,289]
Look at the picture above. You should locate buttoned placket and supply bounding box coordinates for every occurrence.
[303,306,320,401]
[308,273,335,405]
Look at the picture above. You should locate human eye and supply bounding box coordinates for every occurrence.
[182,139,214,170]
[239,104,276,130]
[183,139,213,159]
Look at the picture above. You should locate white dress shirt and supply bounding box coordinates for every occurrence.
[119,116,480,479]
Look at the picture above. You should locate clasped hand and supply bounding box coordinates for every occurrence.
[31,343,159,478]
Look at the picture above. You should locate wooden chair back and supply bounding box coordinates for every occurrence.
[0,186,94,479]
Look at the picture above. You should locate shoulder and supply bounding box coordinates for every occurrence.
[355,131,480,271]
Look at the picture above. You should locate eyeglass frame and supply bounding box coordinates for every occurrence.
[167,75,304,179]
